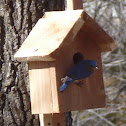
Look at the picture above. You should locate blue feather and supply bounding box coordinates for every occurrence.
[59,60,97,92]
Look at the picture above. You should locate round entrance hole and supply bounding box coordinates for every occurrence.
[73,52,84,64]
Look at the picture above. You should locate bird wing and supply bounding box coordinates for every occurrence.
[67,60,90,80]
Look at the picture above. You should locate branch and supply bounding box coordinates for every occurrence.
[87,110,115,126]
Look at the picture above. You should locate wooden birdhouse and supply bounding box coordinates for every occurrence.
[15,9,115,113]
[14,1,116,125]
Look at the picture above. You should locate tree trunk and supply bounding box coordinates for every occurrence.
[0,0,72,125]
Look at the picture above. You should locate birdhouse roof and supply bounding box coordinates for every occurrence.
[14,10,115,61]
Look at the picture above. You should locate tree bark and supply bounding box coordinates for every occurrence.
[0,0,72,125]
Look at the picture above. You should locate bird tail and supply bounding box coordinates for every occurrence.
[59,83,68,92]
[59,79,74,92]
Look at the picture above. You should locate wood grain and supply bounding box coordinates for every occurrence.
[67,0,83,10]
[28,62,53,114]
[14,10,115,62]
[28,28,108,114]
[52,29,106,112]
[39,113,65,126]
[49,62,60,113]
[14,10,85,62]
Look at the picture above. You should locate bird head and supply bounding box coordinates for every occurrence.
[90,60,98,70]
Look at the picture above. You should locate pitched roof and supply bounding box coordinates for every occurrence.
[14,10,115,61]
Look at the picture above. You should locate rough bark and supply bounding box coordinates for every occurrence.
[0,0,72,126]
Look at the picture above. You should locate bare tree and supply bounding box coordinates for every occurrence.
[0,0,73,126]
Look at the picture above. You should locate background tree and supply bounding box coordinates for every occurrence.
[0,0,73,126]
[72,0,126,125]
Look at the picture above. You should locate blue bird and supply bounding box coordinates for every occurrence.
[59,60,98,92]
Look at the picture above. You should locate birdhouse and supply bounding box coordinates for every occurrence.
[14,10,115,115]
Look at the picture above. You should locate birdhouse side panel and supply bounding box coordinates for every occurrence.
[52,30,105,112]
[28,62,53,114]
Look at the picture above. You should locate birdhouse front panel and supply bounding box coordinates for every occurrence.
[51,29,106,113]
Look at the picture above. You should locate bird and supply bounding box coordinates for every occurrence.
[59,60,98,92]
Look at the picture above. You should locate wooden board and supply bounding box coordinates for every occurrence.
[80,14,116,52]
[14,10,85,62]
[67,0,83,10]
[51,29,106,112]
[28,62,53,114]
[14,10,115,62]
[49,64,60,113]
[39,113,65,126]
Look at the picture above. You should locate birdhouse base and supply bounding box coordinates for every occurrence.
[39,113,65,126]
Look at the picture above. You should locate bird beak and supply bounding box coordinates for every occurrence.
[95,66,98,69]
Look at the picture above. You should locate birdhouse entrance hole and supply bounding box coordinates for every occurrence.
[73,52,84,64]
